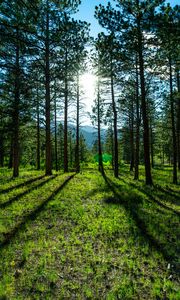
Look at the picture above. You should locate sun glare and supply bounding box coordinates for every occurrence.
[80,73,97,112]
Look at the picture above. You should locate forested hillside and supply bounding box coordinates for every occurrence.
[0,0,179,299]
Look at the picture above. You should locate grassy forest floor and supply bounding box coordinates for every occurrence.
[0,166,179,299]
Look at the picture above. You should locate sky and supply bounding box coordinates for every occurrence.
[74,0,180,38]
[73,0,109,37]
[72,0,180,125]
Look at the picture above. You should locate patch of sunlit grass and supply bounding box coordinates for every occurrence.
[0,166,179,299]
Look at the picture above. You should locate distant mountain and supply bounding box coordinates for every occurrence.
[80,126,97,148]
[80,125,96,133]
[55,122,106,149]
[80,125,106,148]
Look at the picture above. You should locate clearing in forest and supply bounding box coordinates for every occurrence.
[0,167,179,299]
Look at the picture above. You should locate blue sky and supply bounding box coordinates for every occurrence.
[73,0,180,37]
[73,0,180,122]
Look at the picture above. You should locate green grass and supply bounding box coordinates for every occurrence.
[0,166,179,299]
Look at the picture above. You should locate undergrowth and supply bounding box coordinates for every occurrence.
[0,166,179,299]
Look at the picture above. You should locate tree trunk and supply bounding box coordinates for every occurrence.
[36,85,40,170]
[162,145,165,166]
[130,96,135,171]
[177,69,180,170]
[54,90,58,171]
[111,123,114,169]
[45,1,52,176]
[64,49,68,173]
[137,17,153,185]
[169,57,177,184]
[69,131,73,169]
[134,59,140,180]
[75,73,80,173]
[97,80,104,174]
[0,130,4,167]
[59,124,64,169]
[110,61,118,178]
[13,39,20,178]
[8,138,13,169]
[150,120,154,168]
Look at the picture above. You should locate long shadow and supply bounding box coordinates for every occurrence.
[0,175,45,194]
[154,184,180,200]
[128,181,180,216]
[102,172,179,264]
[140,187,180,216]
[120,177,180,216]
[0,175,58,209]
[86,185,110,199]
[0,177,15,184]
[0,174,75,249]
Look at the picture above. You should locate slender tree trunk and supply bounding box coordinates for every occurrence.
[137,16,153,185]
[80,135,85,162]
[134,59,140,180]
[162,145,165,166]
[8,138,13,169]
[111,123,114,169]
[169,57,177,184]
[54,90,58,171]
[177,69,180,170]
[130,96,135,171]
[75,73,80,173]
[36,86,40,170]
[64,49,68,173]
[59,125,63,169]
[110,61,118,177]
[150,120,154,168]
[13,39,20,178]
[45,1,52,176]
[0,129,4,167]
[69,131,73,169]
[97,80,104,174]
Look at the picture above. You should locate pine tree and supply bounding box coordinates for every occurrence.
[0,0,39,177]
[156,4,180,183]
[95,0,167,184]
[95,33,120,177]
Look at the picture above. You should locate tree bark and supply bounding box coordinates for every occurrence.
[111,123,114,169]
[64,48,68,173]
[169,57,177,184]
[137,16,153,185]
[45,0,52,176]
[0,129,4,167]
[8,138,13,169]
[13,38,20,178]
[150,120,154,169]
[36,85,40,170]
[130,96,135,171]
[54,88,58,171]
[59,124,64,169]
[75,73,80,173]
[97,79,104,174]
[69,131,73,169]
[177,69,180,170]
[134,59,140,180]
[110,58,118,178]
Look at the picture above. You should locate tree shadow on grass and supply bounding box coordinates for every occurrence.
[154,184,180,201]
[0,175,45,194]
[86,185,110,199]
[128,181,180,217]
[0,175,58,209]
[0,174,75,249]
[119,177,180,216]
[102,172,179,269]
[139,186,179,216]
